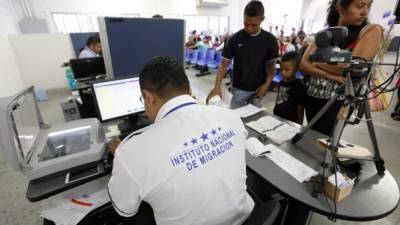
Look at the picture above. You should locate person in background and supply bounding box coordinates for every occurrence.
[274,26,280,38]
[291,27,297,40]
[78,36,102,58]
[286,37,301,53]
[187,36,209,51]
[107,56,254,225]
[300,0,382,135]
[207,0,279,108]
[274,52,306,124]
[213,36,221,48]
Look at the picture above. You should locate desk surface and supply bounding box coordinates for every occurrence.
[244,112,400,221]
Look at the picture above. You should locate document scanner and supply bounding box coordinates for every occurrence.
[0,86,106,181]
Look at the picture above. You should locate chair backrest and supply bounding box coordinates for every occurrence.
[206,49,216,65]
[197,49,207,66]
[243,188,282,225]
[185,48,192,63]
[215,51,223,66]
[190,49,199,64]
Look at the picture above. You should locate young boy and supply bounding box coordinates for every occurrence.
[273,52,306,124]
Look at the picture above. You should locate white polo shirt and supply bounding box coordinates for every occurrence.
[78,47,99,58]
[108,95,254,225]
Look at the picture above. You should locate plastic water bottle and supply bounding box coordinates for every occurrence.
[66,68,77,89]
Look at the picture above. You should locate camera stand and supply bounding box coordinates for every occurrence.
[291,73,386,176]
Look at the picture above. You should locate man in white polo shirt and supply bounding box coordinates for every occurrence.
[107,56,254,225]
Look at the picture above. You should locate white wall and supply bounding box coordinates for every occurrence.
[8,34,74,90]
[300,0,400,34]
[0,0,21,35]
[197,1,243,33]
[29,0,201,33]
[0,36,24,97]
[262,0,304,34]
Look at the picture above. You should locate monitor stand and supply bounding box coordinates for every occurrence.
[118,113,151,139]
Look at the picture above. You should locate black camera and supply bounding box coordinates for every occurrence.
[310,27,371,80]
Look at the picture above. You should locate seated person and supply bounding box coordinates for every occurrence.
[187,37,209,51]
[273,52,306,124]
[107,57,254,225]
[78,36,102,58]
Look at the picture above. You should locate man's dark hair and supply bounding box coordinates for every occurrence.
[86,36,100,47]
[281,51,300,69]
[139,56,190,99]
[244,0,264,18]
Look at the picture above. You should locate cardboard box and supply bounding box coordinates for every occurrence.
[324,175,354,202]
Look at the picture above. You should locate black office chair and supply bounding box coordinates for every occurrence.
[242,187,284,225]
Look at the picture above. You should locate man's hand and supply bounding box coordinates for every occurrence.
[108,137,122,155]
[206,87,222,104]
[255,83,268,98]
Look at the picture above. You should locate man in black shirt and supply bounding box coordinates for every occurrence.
[207,0,279,108]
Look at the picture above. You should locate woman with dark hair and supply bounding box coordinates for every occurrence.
[300,0,383,135]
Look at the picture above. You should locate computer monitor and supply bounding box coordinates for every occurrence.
[92,77,144,122]
[70,57,106,80]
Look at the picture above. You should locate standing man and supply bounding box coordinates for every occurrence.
[78,36,102,58]
[108,57,254,225]
[207,0,279,108]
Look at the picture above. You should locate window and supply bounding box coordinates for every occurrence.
[52,13,140,33]
[183,15,229,36]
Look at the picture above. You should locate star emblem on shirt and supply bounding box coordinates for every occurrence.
[191,138,198,145]
[211,129,217,136]
[200,133,209,142]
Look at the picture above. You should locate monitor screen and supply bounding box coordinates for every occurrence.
[92,77,144,121]
[11,92,41,158]
[70,57,106,80]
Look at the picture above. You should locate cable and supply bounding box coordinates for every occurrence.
[307,212,314,225]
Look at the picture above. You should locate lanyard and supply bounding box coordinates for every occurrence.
[162,102,197,118]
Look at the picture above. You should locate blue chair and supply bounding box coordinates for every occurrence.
[215,51,223,67]
[185,48,192,63]
[190,50,199,65]
[295,70,304,79]
[197,50,207,67]
[272,72,283,84]
[206,49,217,68]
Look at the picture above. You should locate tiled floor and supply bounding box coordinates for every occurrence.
[0,62,399,225]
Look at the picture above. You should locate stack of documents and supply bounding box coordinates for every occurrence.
[40,177,110,225]
[246,137,318,183]
[233,104,266,118]
[246,116,300,144]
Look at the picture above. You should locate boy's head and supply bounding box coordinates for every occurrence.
[281,52,300,80]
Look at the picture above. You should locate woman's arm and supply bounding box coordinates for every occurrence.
[300,41,346,84]
[313,25,382,75]
[300,25,382,84]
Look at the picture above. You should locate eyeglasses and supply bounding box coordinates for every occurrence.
[139,95,144,104]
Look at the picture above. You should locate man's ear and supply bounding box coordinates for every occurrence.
[143,89,155,105]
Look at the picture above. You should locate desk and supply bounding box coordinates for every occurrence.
[244,112,400,223]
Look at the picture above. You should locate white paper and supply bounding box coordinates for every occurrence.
[40,177,110,225]
[207,95,230,108]
[246,116,283,132]
[265,124,300,144]
[247,138,318,183]
[246,116,300,144]
[265,144,318,183]
[246,137,269,156]
[233,104,266,118]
